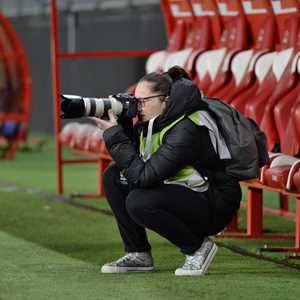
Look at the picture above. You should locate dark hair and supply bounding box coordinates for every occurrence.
[139,66,191,96]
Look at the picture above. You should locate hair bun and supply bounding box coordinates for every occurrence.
[167,66,191,81]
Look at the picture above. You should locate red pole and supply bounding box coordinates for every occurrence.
[247,187,263,237]
[160,0,174,38]
[50,0,63,194]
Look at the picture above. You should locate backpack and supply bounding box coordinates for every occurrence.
[202,96,269,180]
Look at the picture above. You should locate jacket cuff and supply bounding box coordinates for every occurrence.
[103,124,128,149]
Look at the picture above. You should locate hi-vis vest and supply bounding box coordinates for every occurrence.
[139,111,231,192]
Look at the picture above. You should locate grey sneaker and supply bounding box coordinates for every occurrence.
[175,237,218,276]
[101,252,154,273]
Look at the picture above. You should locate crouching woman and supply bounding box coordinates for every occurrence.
[90,66,241,276]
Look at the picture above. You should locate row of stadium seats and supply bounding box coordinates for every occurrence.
[58,0,300,255]
[60,0,300,164]
[60,122,105,155]
[155,0,300,155]
[61,0,300,157]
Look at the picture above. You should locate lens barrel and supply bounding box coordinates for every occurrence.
[61,94,124,119]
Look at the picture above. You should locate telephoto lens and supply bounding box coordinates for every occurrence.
[60,94,137,119]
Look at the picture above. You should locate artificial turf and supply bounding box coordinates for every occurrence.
[0,135,300,299]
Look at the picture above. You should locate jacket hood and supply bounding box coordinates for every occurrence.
[157,78,208,128]
[137,78,208,135]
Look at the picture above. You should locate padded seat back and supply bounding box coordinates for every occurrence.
[292,87,300,155]
[195,15,249,94]
[146,19,187,73]
[286,160,300,190]
[274,52,300,155]
[263,155,299,188]
[292,170,300,191]
[264,165,292,189]
[259,16,300,150]
[244,15,300,135]
[164,0,219,75]
[271,0,300,45]
[193,0,247,94]
[259,152,282,183]
[213,14,276,102]
[60,122,81,147]
[147,0,195,73]
[163,17,212,72]
[190,0,221,47]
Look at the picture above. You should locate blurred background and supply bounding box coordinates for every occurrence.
[2,0,165,134]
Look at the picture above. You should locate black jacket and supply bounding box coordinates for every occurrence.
[103,78,224,188]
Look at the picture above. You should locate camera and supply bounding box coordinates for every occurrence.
[60,93,138,119]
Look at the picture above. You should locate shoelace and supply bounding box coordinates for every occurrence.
[115,253,136,265]
[197,240,213,257]
[115,253,149,266]
[183,241,213,269]
[183,255,203,269]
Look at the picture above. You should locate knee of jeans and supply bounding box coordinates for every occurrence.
[126,189,152,219]
[103,164,119,189]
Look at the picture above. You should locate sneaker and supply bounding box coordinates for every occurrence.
[175,237,218,276]
[101,252,154,273]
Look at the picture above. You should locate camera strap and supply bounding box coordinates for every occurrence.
[141,116,157,161]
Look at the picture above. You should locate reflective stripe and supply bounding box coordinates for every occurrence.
[197,111,231,160]
[139,112,209,192]
[142,116,157,161]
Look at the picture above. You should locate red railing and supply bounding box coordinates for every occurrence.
[50,0,163,195]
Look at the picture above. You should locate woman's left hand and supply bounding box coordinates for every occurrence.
[89,109,118,131]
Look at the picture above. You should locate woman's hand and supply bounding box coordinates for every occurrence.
[89,109,118,131]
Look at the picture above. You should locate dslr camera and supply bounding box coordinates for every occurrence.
[60,93,138,119]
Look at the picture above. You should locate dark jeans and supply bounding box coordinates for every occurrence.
[103,164,241,255]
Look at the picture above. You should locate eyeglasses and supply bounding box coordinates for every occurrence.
[135,94,167,107]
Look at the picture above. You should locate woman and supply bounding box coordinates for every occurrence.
[90,66,241,276]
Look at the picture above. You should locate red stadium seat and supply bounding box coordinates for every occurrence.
[291,100,300,155]
[259,17,300,150]
[146,19,188,73]
[185,0,222,77]
[71,124,97,151]
[214,0,276,102]
[230,51,276,114]
[259,152,282,184]
[214,15,276,103]
[263,155,299,189]
[59,122,81,147]
[194,0,250,95]
[162,18,211,72]
[292,170,300,191]
[270,0,300,44]
[162,0,223,75]
[146,0,195,73]
[274,56,300,155]
[244,15,300,141]
[287,160,300,191]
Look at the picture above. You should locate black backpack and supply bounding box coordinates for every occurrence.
[202,96,269,180]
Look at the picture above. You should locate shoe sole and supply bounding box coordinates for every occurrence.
[101,265,154,273]
[200,243,218,275]
[174,243,218,276]
[175,269,202,276]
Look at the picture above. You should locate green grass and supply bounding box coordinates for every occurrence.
[0,134,300,299]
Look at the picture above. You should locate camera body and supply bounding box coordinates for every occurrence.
[60,93,138,119]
